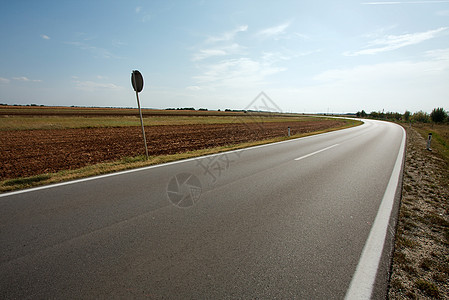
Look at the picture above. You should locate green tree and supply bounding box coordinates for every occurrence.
[430,107,447,123]
[370,111,379,119]
[404,110,411,122]
[356,110,367,118]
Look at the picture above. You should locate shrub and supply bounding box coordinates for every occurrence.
[413,111,430,123]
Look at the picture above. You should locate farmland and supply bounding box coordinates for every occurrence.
[0,105,329,130]
[0,105,361,191]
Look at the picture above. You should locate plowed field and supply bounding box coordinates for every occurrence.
[1,120,345,180]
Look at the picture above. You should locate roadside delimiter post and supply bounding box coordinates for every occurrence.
[131,70,149,159]
[427,133,432,151]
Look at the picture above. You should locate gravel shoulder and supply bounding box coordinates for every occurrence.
[389,126,449,299]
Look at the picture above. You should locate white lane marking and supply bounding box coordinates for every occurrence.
[345,124,406,300]
[0,120,366,198]
[294,144,339,161]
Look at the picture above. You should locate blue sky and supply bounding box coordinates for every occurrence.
[1,0,448,113]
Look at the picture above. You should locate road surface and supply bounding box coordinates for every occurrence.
[0,119,405,299]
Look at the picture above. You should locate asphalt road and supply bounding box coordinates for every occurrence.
[0,119,405,299]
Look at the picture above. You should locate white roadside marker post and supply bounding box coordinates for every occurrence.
[427,133,432,151]
[131,70,149,159]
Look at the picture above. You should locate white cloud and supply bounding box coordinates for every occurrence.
[362,1,449,4]
[425,48,449,60]
[193,49,227,61]
[135,6,142,13]
[288,50,449,112]
[12,76,42,82]
[190,24,295,90]
[345,27,448,56]
[186,86,202,91]
[112,39,126,47]
[205,25,248,44]
[74,80,122,92]
[261,51,304,63]
[192,25,248,61]
[257,22,290,39]
[193,57,286,89]
[65,41,120,59]
[293,33,310,39]
[192,43,245,61]
[0,77,10,84]
[41,34,50,40]
[361,25,398,39]
[436,9,449,16]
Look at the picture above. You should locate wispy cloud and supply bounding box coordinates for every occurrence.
[0,77,10,84]
[12,76,42,82]
[362,1,449,4]
[74,80,122,92]
[189,24,299,90]
[425,47,449,60]
[205,25,248,44]
[274,49,449,112]
[192,25,248,61]
[65,41,120,59]
[361,25,398,38]
[293,32,310,39]
[112,39,126,47]
[193,57,286,89]
[135,6,151,22]
[261,49,318,64]
[256,22,291,39]
[193,49,227,61]
[186,85,202,91]
[192,43,245,61]
[436,9,449,16]
[345,27,448,56]
[41,34,50,40]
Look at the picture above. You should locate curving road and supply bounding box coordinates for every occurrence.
[0,119,405,299]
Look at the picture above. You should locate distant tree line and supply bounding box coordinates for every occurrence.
[356,107,448,123]
[165,107,198,111]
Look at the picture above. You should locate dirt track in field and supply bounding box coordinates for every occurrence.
[1,120,345,180]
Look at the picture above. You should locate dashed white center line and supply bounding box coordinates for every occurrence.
[294,144,340,161]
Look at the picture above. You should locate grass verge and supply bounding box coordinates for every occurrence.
[413,123,449,177]
[388,123,449,299]
[0,119,361,193]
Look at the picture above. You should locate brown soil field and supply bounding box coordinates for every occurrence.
[0,120,345,180]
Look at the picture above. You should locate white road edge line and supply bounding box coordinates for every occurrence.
[0,119,365,198]
[294,144,339,161]
[344,124,406,300]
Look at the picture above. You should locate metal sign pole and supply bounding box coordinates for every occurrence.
[132,72,149,159]
[136,91,149,159]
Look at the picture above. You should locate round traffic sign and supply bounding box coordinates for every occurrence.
[131,70,144,93]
